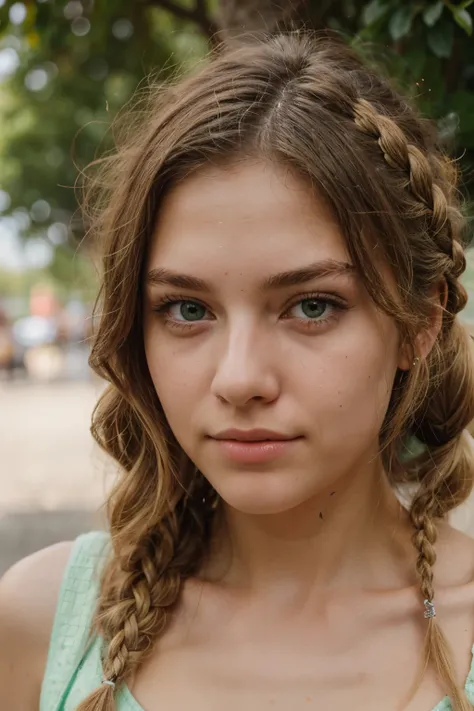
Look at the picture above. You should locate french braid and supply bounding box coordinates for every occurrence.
[354,99,458,259]
[354,97,474,710]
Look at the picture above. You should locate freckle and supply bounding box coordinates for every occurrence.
[306,697,312,703]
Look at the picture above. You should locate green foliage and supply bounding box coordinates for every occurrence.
[0,0,207,246]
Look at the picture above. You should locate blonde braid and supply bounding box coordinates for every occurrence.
[354,98,469,332]
[353,97,474,710]
[353,98,466,278]
[446,240,468,316]
[73,524,181,710]
[409,440,474,711]
[74,464,215,711]
[99,535,177,683]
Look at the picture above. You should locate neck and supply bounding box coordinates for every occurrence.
[205,456,415,596]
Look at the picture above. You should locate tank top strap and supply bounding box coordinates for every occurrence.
[40,530,111,711]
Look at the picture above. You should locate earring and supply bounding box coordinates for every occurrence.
[412,356,420,366]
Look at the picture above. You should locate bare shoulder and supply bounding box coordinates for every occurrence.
[0,541,73,711]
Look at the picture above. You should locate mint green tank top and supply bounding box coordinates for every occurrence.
[40,530,474,711]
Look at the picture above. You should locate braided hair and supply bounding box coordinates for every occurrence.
[79,31,474,711]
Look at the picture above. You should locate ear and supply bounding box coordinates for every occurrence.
[397,279,447,371]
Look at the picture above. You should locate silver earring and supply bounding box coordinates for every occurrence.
[412,356,420,367]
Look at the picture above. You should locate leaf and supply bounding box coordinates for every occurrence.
[388,6,414,40]
[453,8,473,34]
[422,1,444,27]
[361,0,389,26]
[427,21,454,57]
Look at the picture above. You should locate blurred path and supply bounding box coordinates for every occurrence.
[0,378,111,510]
[0,378,112,574]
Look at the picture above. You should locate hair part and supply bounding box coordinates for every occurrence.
[77,30,474,711]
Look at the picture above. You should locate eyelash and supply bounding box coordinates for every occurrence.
[151,292,348,333]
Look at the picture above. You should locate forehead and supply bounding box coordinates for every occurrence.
[147,159,351,274]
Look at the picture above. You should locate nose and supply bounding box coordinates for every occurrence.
[210,320,280,407]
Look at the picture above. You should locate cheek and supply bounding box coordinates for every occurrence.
[310,321,399,448]
[144,334,204,441]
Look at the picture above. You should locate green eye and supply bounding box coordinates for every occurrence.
[299,299,327,319]
[178,302,206,321]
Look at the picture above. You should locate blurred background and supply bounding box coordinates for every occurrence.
[1,0,474,574]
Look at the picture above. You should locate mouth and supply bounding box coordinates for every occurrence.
[211,429,302,442]
[209,436,303,464]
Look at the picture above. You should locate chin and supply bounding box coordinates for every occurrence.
[214,477,313,516]
[224,499,301,515]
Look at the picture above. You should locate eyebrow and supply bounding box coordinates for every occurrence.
[146,259,356,293]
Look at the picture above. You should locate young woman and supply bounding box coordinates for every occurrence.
[2,30,474,711]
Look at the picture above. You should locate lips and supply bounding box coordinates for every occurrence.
[210,436,302,464]
[212,428,298,442]
[210,428,303,465]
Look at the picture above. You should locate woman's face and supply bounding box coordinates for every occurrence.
[143,159,406,514]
